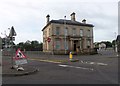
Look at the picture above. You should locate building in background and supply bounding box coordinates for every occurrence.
[0,37,2,49]
[42,12,94,54]
[117,35,120,54]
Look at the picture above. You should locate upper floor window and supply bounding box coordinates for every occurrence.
[87,40,91,48]
[80,29,83,36]
[64,27,68,36]
[72,28,76,36]
[56,27,60,35]
[87,30,90,37]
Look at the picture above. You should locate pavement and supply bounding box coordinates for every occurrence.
[2,56,39,77]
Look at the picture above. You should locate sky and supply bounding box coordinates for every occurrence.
[0,0,119,44]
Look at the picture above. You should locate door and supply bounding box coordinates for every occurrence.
[73,40,77,51]
[74,43,76,51]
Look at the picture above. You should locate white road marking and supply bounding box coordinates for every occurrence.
[96,63,108,66]
[58,64,94,71]
[80,60,108,66]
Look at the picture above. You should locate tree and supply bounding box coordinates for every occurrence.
[112,40,116,46]
[39,42,43,51]
[101,41,112,48]
[16,42,24,50]
[15,40,43,51]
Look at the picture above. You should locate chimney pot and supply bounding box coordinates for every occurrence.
[82,19,86,24]
[46,14,50,24]
[70,12,76,21]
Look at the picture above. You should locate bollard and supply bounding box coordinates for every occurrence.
[69,52,73,60]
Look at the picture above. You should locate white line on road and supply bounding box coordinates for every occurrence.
[58,64,94,71]
[80,61,108,66]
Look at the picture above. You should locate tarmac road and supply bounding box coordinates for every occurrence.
[2,49,119,84]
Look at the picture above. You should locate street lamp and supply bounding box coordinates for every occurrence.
[64,16,67,54]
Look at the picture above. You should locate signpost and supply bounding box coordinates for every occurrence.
[9,26,17,69]
[47,37,51,43]
[8,26,27,71]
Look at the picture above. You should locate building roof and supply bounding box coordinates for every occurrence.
[117,35,120,41]
[42,19,94,31]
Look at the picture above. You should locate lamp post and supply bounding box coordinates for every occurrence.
[64,16,67,54]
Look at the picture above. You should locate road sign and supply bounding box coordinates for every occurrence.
[9,26,17,37]
[10,37,15,41]
[47,37,51,42]
[15,59,27,65]
[15,49,26,59]
[14,49,27,65]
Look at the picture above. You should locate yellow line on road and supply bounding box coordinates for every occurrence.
[28,58,62,63]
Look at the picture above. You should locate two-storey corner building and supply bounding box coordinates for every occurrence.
[42,12,94,54]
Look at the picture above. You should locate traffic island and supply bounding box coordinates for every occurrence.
[2,65,39,77]
[70,59,79,62]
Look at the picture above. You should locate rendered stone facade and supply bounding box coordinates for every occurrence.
[42,12,94,54]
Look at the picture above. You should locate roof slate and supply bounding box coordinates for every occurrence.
[42,19,94,31]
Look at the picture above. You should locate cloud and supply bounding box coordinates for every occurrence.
[0,0,118,44]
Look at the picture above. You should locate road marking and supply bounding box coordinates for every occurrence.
[96,63,108,66]
[58,64,94,71]
[29,58,61,63]
[80,60,108,66]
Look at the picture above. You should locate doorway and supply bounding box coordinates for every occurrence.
[73,40,78,51]
[74,44,76,51]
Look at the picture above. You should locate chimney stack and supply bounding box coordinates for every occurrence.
[46,14,50,24]
[70,12,76,21]
[82,19,86,24]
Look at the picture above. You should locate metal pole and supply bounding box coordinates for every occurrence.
[64,16,67,54]
[9,35,14,69]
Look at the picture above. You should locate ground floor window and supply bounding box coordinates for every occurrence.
[64,40,68,50]
[87,40,91,48]
[55,39,60,50]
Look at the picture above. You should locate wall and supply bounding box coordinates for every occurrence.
[43,23,94,54]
